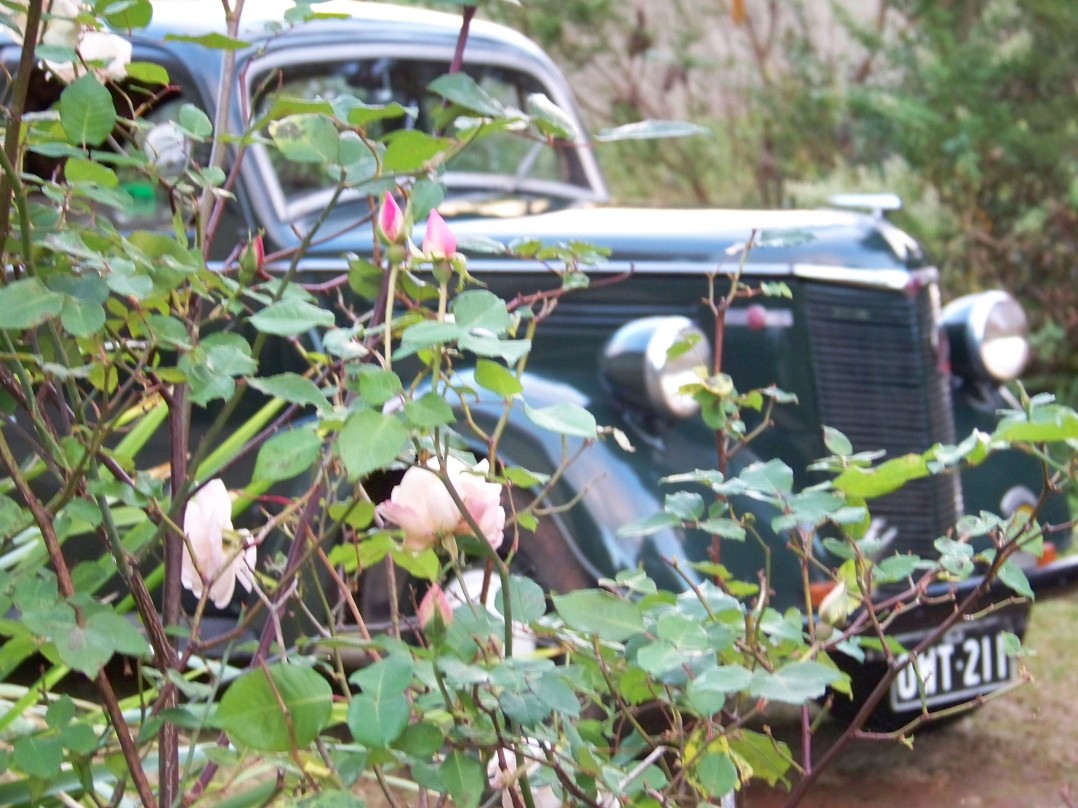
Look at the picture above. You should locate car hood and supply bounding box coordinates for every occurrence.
[311,204,925,271]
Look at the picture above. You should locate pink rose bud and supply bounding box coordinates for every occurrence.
[378,193,404,244]
[422,209,456,260]
[418,584,454,631]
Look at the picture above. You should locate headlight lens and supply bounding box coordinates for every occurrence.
[600,316,712,421]
[942,291,1030,383]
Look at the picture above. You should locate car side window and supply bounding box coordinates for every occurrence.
[254,57,566,201]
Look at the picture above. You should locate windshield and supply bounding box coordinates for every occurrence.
[252,56,596,221]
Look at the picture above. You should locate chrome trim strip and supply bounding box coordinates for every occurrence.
[792,264,939,291]
[270,258,940,291]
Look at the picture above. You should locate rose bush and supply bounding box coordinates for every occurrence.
[0,3,1074,808]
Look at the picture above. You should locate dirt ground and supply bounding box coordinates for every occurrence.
[743,595,1078,807]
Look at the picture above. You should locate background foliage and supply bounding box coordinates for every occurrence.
[487,0,1078,404]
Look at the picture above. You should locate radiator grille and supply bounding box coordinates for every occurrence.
[806,282,962,555]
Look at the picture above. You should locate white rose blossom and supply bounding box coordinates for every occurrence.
[9,0,81,49]
[47,29,131,83]
[8,1,131,83]
[181,479,256,609]
[377,456,505,553]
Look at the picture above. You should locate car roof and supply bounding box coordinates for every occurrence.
[143,1,538,53]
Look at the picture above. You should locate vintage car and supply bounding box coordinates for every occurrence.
[4,0,1076,729]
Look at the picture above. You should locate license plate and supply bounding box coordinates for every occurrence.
[889,624,1012,712]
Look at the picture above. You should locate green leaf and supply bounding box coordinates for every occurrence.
[398,320,465,355]
[729,729,793,788]
[98,0,153,29]
[616,511,681,538]
[216,664,332,752]
[687,665,753,715]
[636,640,683,677]
[247,373,332,411]
[694,751,738,799]
[65,157,118,187]
[339,409,409,480]
[833,453,930,499]
[345,101,411,128]
[202,332,258,376]
[269,114,340,163]
[60,296,106,337]
[59,76,116,146]
[13,734,63,779]
[355,366,403,408]
[404,393,454,429]
[452,289,511,332]
[347,692,409,749]
[249,298,335,337]
[997,559,1034,599]
[494,575,547,623]
[553,590,645,642]
[525,93,578,139]
[656,613,709,650]
[350,653,414,697]
[49,608,146,678]
[86,610,149,656]
[391,547,440,581]
[748,661,845,705]
[524,402,597,439]
[124,61,170,86]
[740,459,794,498]
[382,130,453,172]
[993,404,1078,444]
[458,331,531,363]
[178,103,212,139]
[665,491,705,521]
[0,278,63,330]
[595,119,711,142]
[252,426,322,483]
[348,256,382,299]
[428,73,505,117]
[164,32,251,50]
[440,751,484,808]
[474,359,522,397]
[822,425,853,456]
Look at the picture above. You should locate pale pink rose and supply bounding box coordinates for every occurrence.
[453,459,505,551]
[421,210,456,260]
[378,193,404,244]
[418,584,454,630]
[181,479,256,609]
[377,456,505,552]
[376,464,461,552]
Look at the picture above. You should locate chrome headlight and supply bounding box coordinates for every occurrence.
[600,316,712,421]
[942,290,1030,383]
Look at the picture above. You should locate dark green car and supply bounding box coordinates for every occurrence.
[5,0,1075,727]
